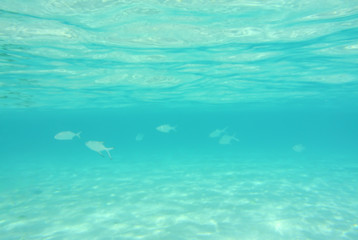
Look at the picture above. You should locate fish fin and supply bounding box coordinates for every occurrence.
[76,132,81,139]
[97,151,104,158]
[231,133,239,142]
[106,147,114,160]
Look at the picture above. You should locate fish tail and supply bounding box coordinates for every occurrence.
[106,147,114,160]
[76,132,81,139]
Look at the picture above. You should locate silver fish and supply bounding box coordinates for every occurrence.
[85,141,114,159]
[219,134,239,145]
[209,127,227,138]
[292,144,305,152]
[156,124,176,133]
[54,131,81,140]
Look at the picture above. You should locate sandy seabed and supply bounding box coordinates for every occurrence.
[1,156,358,240]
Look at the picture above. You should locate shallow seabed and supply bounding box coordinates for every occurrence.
[1,155,357,240]
[1,0,358,239]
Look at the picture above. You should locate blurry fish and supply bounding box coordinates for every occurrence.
[136,133,144,141]
[54,131,81,140]
[219,134,239,145]
[85,141,114,159]
[292,144,305,153]
[156,124,176,133]
[209,128,227,138]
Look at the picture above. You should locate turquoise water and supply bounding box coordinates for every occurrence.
[1,1,358,239]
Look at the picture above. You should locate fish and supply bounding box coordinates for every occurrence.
[209,127,227,138]
[85,141,114,159]
[54,131,81,140]
[219,134,239,145]
[135,133,144,141]
[156,124,176,133]
[292,144,305,153]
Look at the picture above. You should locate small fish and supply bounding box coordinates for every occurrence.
[292,144,305,153]
[156,124,176,133]
[209,128,227,138]
[54,131,81,140]
[135,133,144,141]
[85,141,114,159]
[219,134,239,145]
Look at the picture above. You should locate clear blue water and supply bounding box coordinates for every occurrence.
[1,1,358,239]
